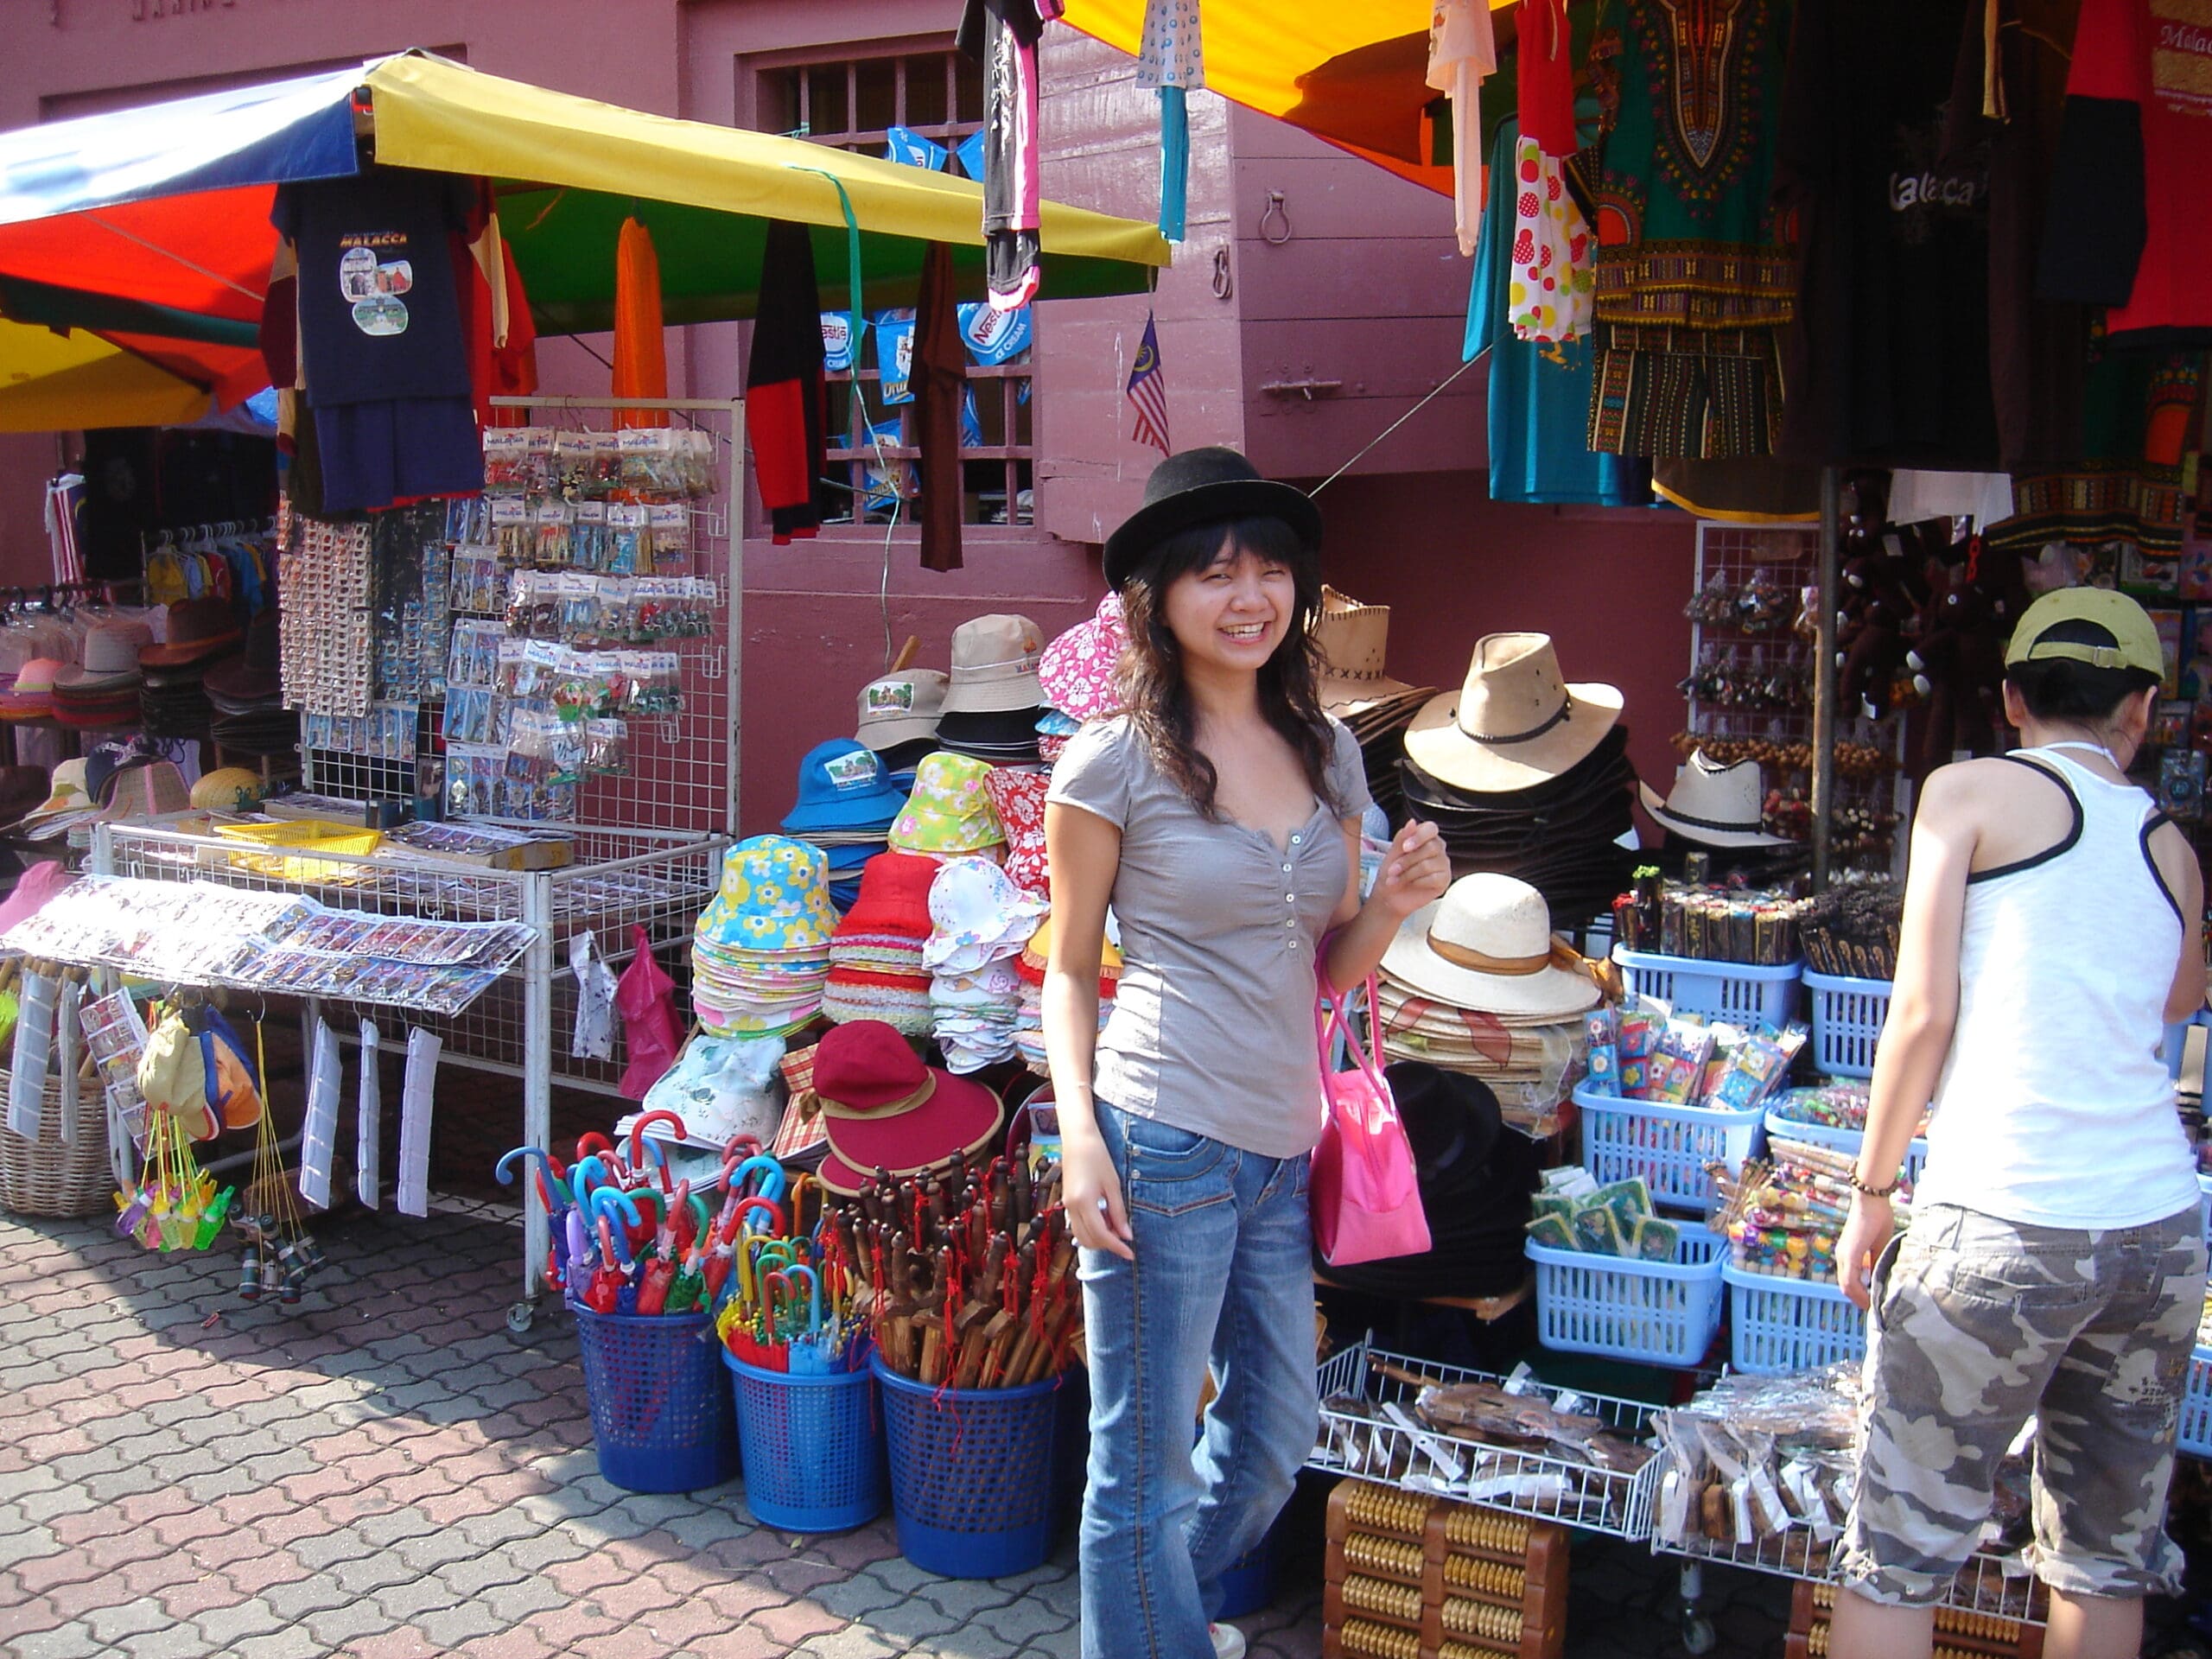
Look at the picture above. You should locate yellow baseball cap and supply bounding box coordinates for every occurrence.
[2005,587,2164,677]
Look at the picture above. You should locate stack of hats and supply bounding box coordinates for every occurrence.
[889,752,1006,861]
[51,617,151,732]
[811,1018,1005,1197]
[204,611,298,757]
[0,657,63,723]
[10,759,98,844]
[1638,751,1794,876]
[1012,915,1120,1074]
[1037,593,1128,759]
[690,835,839,1039]
[781,739,911,912]
[139,597,243,742]
[855,669,948,775]
[935,613,1046,765]
[822,852,938,1036]
[1313,587,1434,823]
[1378,872,1604,1136]
[925,856,1049,1072]
[1400,633,1638,931]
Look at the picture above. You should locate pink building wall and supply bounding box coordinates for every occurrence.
[0,0,1696,837]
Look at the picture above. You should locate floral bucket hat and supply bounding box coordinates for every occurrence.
[1038,593,1128,723]
[925,855,1051,975]
[696,834,839,953]
[982,765,1050,897]
[888,752,1006,855]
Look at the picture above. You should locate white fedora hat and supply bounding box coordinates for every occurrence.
[1381,872,1602,1020]
[1637,751,1787,849]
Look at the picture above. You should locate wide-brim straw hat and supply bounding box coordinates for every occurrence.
[1404,632,1621,795]
[1381,871,1602,1020]
[1637,750,1788,849]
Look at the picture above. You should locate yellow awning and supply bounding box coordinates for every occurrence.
[1058,0,1513,188]
[365,53,1170,320]
[0,319,210,433]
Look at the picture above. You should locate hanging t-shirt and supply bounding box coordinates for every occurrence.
[270,165,474,408]
[1467,118,1649,508]
[1774,0,1999,468]
[2041,0,2212,347]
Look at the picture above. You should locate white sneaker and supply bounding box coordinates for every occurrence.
[1208,1623,1248,1659]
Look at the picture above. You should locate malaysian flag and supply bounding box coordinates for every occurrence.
[1126,311,1171,454]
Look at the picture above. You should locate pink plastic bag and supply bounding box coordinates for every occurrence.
[1309,974,1431,1267]
[614,925,683,1099]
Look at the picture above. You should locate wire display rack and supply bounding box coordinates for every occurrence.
[92,817,724,1321]
[299,395,743,839]
[1309,1339,1666,1542]
[1686,522,1909,872]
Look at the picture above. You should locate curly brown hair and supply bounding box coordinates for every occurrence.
[1114,514,1342,821]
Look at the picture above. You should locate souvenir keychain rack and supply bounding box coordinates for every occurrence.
[84,397,752,1325]
[1684,523,1909,874]
[297,396,743,841]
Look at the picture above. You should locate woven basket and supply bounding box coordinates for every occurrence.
[0,1076,115,1219]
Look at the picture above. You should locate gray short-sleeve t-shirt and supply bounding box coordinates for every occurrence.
[1046,714,1371,1159]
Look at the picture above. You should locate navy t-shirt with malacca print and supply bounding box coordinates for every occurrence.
[272,164,474,407]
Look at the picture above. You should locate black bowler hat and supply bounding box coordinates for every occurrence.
[1102,446,1322,593]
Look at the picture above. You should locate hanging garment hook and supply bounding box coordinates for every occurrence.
[1259,191,1292,246]
[1211,245,1234,299]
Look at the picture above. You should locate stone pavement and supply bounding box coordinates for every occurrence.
[0,1200,2019,1659]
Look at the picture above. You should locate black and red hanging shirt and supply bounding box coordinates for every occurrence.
[2039,0,2212,346]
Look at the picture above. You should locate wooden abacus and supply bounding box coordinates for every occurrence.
[1322,1478,1568,1659]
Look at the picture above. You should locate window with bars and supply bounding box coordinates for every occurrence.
[753,48,1034,531]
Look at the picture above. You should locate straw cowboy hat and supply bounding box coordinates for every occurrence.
[1638,751,1787,849]
[1403,632,1622,795]
[1382,871,1602,1020]
[1311,586,1426,718]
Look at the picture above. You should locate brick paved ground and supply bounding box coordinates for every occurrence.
[7,1200,2190,1659]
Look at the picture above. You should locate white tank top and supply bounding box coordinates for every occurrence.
[1917,745,2199,1229]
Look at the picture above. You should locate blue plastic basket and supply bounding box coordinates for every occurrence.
[721,1349,887,1533]
[1524,1224,1726,1367]
[1612,947,1802,1027]
[873,1355,1062,1578]
[571,1304,738,1493]
[2179,1346,2212,1459]
[1762,1109,1930,1188]
[1574,1083,1765,1215]
[1802,970,1891,1079]
[1723,1263,1867,1375]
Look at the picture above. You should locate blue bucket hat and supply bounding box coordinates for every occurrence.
[781,740,910,835]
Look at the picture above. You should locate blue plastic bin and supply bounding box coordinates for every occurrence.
[722,1349,886,1533]
[1574,1083,1765,1215]
[1612,947,1802,1027]
[1723,1263,1866,1375]
[1802,969,1891,1079]
[874,1355,1062,1578]
[571,1303,738,1493]
[1762,1108,1930,1189]
[1524,1224,1726,1367]
[2179,1347,2212,1459]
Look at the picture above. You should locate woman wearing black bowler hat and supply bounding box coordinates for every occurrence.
[1042,447,1451,1659]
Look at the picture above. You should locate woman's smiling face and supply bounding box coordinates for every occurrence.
[1160,538,1298,676]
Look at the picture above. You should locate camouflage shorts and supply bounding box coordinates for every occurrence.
[1838,1201,2207,1607]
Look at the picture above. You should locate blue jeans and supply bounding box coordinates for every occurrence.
[1078,1103,1319,1659]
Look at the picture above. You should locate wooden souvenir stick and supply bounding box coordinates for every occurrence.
[980,1242,1031,1387]
[1017,1234,1081,1384]
[950,1236,1009,1388]
[889,634,921,674]
[914,1249,955,1385]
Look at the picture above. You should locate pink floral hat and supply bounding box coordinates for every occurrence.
[1038,593,1128,723]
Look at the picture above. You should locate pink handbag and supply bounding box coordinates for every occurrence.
[1309,974,1431,1267]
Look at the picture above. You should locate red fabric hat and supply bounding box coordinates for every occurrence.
[834,851,940,942]
[811,1019,1001,1185]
